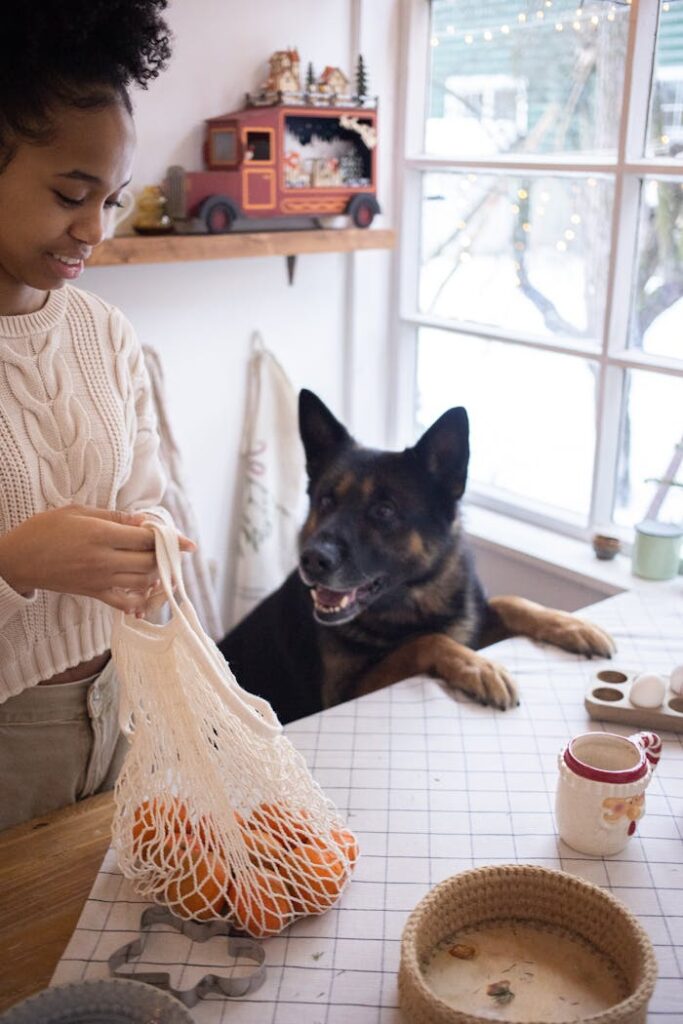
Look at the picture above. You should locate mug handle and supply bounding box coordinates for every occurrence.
[630,731,662,768]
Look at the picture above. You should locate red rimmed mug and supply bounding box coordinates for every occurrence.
[555,731,661,855]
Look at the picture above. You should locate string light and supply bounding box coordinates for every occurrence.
[447,178,590,269]
[431,2,625,47]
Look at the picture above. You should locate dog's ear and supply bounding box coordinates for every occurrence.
[413,407,470,507]
[299,389,353,481]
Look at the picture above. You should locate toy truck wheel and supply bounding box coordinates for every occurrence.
[200,196,236,234]
[348,196,378,228]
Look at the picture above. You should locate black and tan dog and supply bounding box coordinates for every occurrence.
[219,390,615,724]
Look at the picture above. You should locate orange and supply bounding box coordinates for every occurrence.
[281,843,347,913]
[165,843,228,921]
[132,800,158,856]
[251,802,313,848]
[227,869,293,938]
[241,826,287,869]
[330,827,359,867]
[132,797,194,856]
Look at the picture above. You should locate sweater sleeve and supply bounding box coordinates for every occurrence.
[0,574,37,628]
[113,312,172,528]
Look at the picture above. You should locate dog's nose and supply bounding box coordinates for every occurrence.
[300,540,342,581]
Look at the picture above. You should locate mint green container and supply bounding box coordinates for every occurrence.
[632,519,683,581]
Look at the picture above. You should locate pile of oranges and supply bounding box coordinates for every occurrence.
[130,797,358,937]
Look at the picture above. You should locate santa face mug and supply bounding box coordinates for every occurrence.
[555,731,661,856]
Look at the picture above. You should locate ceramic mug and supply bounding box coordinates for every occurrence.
[555,731,661,856]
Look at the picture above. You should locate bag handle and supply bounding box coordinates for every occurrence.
[149,522,282,736]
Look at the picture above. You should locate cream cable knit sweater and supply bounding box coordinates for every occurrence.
[0,285,170,702]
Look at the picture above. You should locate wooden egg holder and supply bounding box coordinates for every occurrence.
[585,668,683,733]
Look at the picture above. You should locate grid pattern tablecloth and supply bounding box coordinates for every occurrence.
[52,585,683,1022]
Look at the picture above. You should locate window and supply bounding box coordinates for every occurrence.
[210,128,237,165]
[245,130,272,162]
[399,0,683,541]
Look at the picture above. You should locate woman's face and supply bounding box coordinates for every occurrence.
[0,100,135,314]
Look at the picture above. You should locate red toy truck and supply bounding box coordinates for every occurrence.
[164,101,380,233]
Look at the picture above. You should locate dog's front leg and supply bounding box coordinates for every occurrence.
[488,596,615,658]
[354,634,518,710]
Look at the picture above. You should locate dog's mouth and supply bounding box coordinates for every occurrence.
[309,578,384,625]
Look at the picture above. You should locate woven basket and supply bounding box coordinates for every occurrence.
[399,864,657,1024]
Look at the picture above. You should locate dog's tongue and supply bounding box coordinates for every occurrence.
[314,586,357,609]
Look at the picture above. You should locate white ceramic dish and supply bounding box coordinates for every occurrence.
[0,978,194,1024]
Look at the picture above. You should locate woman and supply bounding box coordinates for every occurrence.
[0,0,195,828]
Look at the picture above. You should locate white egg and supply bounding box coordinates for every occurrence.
[671,665,683,696]
[629,673,667,709]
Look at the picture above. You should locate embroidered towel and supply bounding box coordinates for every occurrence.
[228,334,305,628]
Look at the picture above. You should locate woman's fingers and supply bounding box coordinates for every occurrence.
[111,570,160,590]
[96,587,147,614]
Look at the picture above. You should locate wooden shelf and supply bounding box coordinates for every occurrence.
[88,228,395,267]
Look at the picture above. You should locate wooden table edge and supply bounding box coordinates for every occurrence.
[0,791,115,1013]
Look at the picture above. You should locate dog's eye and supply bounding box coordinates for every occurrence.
[318,494,335,514]
[370,501,397,523]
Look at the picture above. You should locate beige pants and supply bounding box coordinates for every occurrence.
[0,658,129,830]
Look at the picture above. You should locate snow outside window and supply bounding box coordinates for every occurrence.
[398,0,683,541]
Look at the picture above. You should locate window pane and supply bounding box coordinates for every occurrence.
[420,172,612,342]
[211,130,236,163]
[428,0,629,158]
[614,369,683,529]
[647,1,683,158]
[416,328,596,520]
[630,178,683,359]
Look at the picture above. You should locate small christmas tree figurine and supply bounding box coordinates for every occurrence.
[305,61,316,97]
[355,54,368,102]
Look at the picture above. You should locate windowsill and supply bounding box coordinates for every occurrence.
[462,504,679,601]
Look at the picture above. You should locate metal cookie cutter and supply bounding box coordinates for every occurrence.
[109,905,266,1007]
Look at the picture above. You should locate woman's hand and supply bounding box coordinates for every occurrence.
[0,505,196,614]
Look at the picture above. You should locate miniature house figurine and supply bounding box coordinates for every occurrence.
[317,66,350,99]
[263,49,301,96]
[160,53,380,234]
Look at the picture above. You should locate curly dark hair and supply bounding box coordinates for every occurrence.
[0,0,172,167]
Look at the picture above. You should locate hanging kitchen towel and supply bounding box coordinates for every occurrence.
[143,345,223,641]
[228,333,306,628]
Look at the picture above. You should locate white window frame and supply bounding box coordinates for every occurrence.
[390,0,683,543]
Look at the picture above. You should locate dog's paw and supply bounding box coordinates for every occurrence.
[443,655,519,711]
[535,614,616,659]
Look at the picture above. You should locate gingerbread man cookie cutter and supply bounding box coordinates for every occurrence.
[108,905,266,1007]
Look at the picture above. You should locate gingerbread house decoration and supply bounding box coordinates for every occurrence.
[317,66,350,98]
[264,49,301,95]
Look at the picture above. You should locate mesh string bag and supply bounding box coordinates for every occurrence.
[110,523,359,937]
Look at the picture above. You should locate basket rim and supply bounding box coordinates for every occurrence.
[399,863,658,1024]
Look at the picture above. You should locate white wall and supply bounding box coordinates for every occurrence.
[81,0,400,626]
